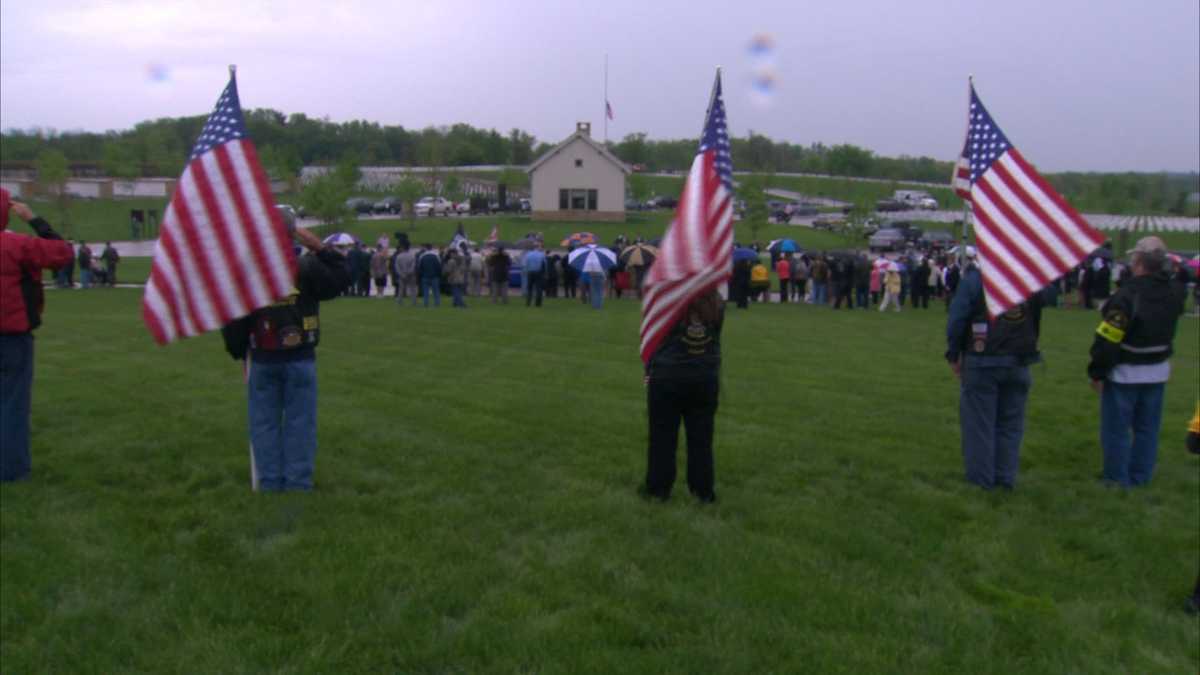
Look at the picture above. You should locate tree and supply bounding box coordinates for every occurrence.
[508,129,535,165]
[443,173,463,204]
[394,175,425,229]
[299,172,351,226]
[736,174,769,244]
[35,149,71,229]
[627,172,651,205]
[333,153,361,191]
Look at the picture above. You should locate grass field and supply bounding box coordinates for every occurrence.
[1,289,1197,672]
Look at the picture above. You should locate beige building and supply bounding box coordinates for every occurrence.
[528,122,629,222]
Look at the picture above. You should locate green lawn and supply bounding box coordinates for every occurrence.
[2,290,1197,672]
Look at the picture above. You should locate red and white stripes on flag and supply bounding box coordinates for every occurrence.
[955,82,1105,318]
[142,73,296,345]
[640,71,734,364]
[951,156,971,200]
[639,153,734,363]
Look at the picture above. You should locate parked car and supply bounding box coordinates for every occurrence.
[917,197,939,210]
[812,216,846,231]
[345,197,374,214]
[657,196,678,209]
[625,198,642,211]
[518,198,531,213]
[875,199,906,212]
[373,196,404,214]
[868,228,908,251]
[919,230,956,251]
[453,200,470,214]
[414,196,452,217]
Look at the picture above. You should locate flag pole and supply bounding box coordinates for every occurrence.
[959,75,973,270]
[604,53,609,144]
[230,62,257,491]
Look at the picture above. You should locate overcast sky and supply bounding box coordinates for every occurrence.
[2,0,1197,172]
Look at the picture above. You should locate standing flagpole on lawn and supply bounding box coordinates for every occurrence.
[604,53,608,144]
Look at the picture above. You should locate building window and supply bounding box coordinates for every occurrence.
[559,188,598,211]
[575,159,583,167]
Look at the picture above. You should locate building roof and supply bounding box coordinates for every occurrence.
[527,130,631,176]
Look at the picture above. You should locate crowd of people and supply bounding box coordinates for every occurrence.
[52,240,121,289]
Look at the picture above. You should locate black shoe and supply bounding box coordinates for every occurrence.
[692,490,718,504]
[637,485,669,502]
[1187,596,1200,616]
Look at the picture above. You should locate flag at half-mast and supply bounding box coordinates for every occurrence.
[142,69,296,345]
[639,69,734,364]
[952,82,1104,318]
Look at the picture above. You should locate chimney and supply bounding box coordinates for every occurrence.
[576,121,591,137]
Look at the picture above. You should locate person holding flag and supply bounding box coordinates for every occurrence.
[639,70,733,503]
[142,67,347,491]
[945,81,1104,490]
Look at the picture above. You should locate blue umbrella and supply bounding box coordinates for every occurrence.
[732,247,758,262]
[568,245,616,274]
[768,238,799,254]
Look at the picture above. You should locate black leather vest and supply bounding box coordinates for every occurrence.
[249,290,320,351]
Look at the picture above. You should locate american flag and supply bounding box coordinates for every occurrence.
[142,71,296,345]
[485,224,499,244]
[954,83,1105,317]
[639,70,734,364]
[606,100,614,121]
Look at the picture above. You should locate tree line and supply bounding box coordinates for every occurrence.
[2,112,1196,216]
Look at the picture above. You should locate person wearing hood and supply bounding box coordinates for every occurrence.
[1087,236,1185,487]
[0,189,74,481]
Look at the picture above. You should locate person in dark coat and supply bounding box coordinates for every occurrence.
[417,244,442,307]
[1087,236,1185,487]
[642,289,723,503]
[221,221,348,492]
[731,258,752,309]
[946,253,1044,490]
[831,256,854,309]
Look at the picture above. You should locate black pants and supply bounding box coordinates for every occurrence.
[646,377,718,500]
[525,271,544,306]
[833,285,852,308]
[779,279,789,303]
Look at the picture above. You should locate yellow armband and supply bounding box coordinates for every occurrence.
[1095,320,1125,343]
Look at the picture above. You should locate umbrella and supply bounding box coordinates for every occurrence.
[323,232,359,247]
[484,240,513,250]
[767,238,799,255]
[1187,257,1200,272]
[887,262,902,272]
[561,232,597,248]
[1090,245,1114,260]
[732,247,758,263]
[568,245,616,274]
[948,245,977,258]
[620,243,658,267]
[511,238,540,250]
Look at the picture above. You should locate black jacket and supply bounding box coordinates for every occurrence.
[646,307,723,381]
[1087,272,1185,380]
[222,248,349,362]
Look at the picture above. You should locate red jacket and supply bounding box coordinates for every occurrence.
[1,226,74,333]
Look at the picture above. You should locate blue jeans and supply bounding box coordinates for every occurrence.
[812,281,827,305]
[588,272,605,309]
[80,268,92,289]
[0,334,34,481]
[451,283,466,307]
[959,361,1031,489]
[248,356,318,491]
[1100,381,1165,487]
[421,276,441,307]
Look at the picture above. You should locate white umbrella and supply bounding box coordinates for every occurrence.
[948,245,977,258]
[568,245,616,274]
[323,232,359,247]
